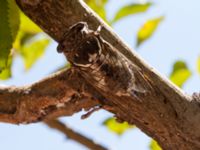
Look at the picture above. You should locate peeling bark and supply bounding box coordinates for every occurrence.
[0,0,198,149]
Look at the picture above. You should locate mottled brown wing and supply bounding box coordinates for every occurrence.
[77,34,150,97]
[57,22,151,98]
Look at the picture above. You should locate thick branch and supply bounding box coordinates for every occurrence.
[7,0,200,149]
[45,119,107,150]
[0,69,101,124]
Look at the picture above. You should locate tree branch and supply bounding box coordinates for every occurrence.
[45,119,107,150]
[3,0,199,149]
[0,69,101,124]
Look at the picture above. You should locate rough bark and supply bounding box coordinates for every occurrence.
[0,0,199,149]
[0,69,102,124]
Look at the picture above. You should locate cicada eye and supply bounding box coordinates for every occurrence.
[57,41,71,53]
[64,22,88,40]
[57,43,65,53]
[73,22,87,31]
[57,22,89,54]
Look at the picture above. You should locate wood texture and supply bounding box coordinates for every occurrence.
[0,69,101,123]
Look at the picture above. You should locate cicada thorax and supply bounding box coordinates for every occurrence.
[72,35,112,90]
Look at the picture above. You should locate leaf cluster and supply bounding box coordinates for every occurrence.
[0,0,50,79]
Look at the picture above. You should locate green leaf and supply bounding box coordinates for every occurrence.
[85,0,108,22]
[8,0,20,40]
[103,117,134,135]
[170,61,192,87]
[0,0,19,72]
[149,140,162,150]
[20,12,42,34]
[13,30,36,51]
[13,12,41,51]
[13,12,47,71]
[111,3,152,24]
[137,16,164,47]
[197,56,200,75]
[0,54,12,80]
[20,38,50,70]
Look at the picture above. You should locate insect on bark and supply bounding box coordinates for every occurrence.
[57,22,151,98]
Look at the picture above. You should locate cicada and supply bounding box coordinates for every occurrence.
[57,22,151,98]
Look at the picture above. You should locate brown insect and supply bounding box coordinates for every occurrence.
[57,22,151,98]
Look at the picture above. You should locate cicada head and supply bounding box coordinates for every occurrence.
[57,22,102,67]
[57,22,89,54]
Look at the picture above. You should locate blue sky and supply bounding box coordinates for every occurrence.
[0,0,200,150]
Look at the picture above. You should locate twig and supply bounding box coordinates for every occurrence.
[45,119,107,150]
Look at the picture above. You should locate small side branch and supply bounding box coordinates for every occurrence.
[45,119,107,150]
